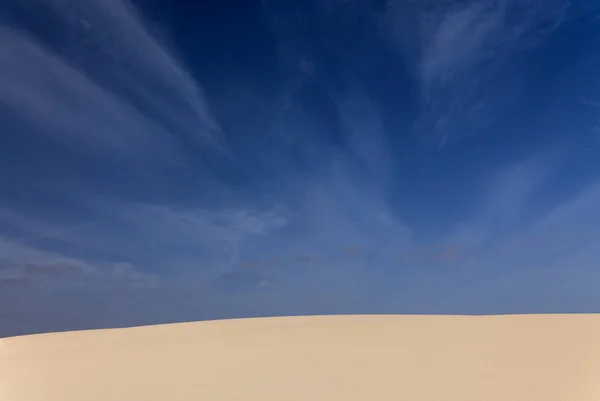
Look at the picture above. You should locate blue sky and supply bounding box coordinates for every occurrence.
[1,0,600,337]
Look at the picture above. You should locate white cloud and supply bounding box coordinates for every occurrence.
[2,0,598,335]
[439,182,600,305]
[335,91,394,187]
[376,176,600,314]
[266,0,571,147]
[0,28,177,161]
[0,0,222,161]
[0,237,159,289]
[420,2,502,93]
[415,0,569,88]
[48,0,223,146]
[110,202,289,269]
[432,149,565,259]
[382,0,570,145]
[0,200,290,278]
[3,154,600,334]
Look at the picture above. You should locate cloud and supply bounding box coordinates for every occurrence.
[383,0,570,145]
[52,0,223,146]
[108,202,289,270]
[417,0,567,88]
[419,2,503,92]
[2,0,600,337]
[476,183,600,271]
[0,143,414,325]
[381,180,600,314]
[0,0,222,162]
[0,1,417,331]
[3,150,600,334]
[265,0,571,147]
[0,201,290,277]
[424,149,563,263]
[0,237,159,289]
[408,183,600,314]
[0,27,176,161]
[453,149,564,246]
[334,90,394,187]
[382,149,584,277]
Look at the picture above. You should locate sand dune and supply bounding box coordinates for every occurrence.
[2,314,600,400]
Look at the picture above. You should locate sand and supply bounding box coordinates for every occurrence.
[1,314,600,401]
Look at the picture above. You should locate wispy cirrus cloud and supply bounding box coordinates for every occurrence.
[382,0,570,146]
[0,27,177,161]
[265,0,571,147]
[2,0,600,338]
[0,201,289,277]
[0,199,290,337]
[382,155,600,314]
[0,237,159,289]
[417,0,568,91]
[442,148,565,253]
[0,0,222,162]
[2,145,600,334]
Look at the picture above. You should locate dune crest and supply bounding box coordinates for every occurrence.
[1,314,600,400]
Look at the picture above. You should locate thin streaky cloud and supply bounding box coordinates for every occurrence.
[0,27,178,161]
[0,199,290,277]
[441,150,563,254]
[457,184,600,275]
[382,0,570,146]
[1,0,224,160]
[1,0,600,336]
[45,0,224,148]
[0,236,158,289]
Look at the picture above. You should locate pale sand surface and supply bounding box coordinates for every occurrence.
[2,314,600,401]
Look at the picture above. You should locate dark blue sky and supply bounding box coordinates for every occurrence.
[1,0,600,337]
